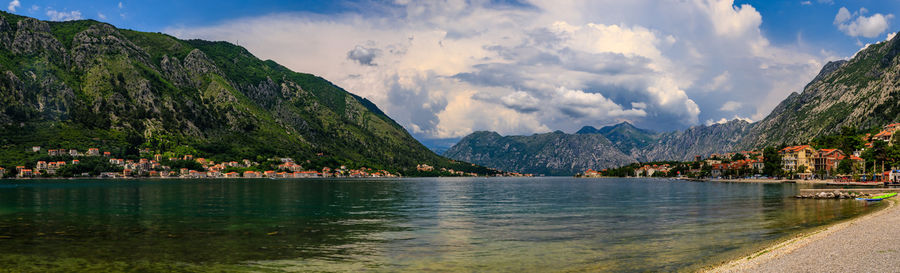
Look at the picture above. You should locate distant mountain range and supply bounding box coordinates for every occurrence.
[0,12,490,175]
[445,30,900,175]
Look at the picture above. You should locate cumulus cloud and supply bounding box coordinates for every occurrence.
[834,7,894,38]
[167,0,827,139]
[46,9,82,21]
[347,44,381,66]
[7,0,18,12]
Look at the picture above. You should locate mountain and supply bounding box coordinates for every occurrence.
[577,122,659,155]
[636,120,752,161]
[0,13,489,174]
[443,131,636,176]
[445,121,747,175]
[740,33,900,148]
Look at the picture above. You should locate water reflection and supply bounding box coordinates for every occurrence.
[0,178,879,272]
[0,179,413,264]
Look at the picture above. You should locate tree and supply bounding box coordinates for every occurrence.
[731,153,747,161]
[836,159,852,174]
[762,147,782,177]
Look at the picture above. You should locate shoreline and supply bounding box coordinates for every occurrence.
[702,198,896,272]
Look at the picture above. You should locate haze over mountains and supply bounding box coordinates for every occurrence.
[445,31,900,175]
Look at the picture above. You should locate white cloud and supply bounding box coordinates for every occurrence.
[834,7,852,24]
[800,1,811,6]
[118,2,123,9]
[7,0,19,12]
[166,0,828,139]
[719,101,742,111]
[46,9,82,21]
[97,12,107,20]
[28,4,37,13]
[704,71,731,91]
[834,7,894,38]
[699,0,762,38]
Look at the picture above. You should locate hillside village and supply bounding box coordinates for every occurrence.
[581,123,900,182]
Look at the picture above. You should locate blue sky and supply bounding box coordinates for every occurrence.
[7,0,900,144]
[13,1,898,58]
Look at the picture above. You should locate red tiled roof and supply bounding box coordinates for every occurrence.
[874,130,892,138]
[780,145,811,152]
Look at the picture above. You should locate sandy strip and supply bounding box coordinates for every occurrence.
[706,199,899,272]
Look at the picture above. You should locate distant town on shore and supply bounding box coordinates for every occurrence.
[580,123,900,183]
[0,148,532,180]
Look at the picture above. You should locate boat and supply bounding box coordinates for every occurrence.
[856,192,898,202]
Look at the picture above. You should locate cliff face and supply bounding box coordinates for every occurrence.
[443,131,636,176]
[0,13,486,173]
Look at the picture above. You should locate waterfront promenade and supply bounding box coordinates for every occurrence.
[712,199,900,272]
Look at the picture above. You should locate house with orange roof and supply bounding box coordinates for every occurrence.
[814,149,846,175]
[873,130,893,142]
[243,171,260,178]
[779,145,817,173]
[0,167,5,178]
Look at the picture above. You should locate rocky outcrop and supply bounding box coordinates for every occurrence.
[11,18,66,61]
[159,55,193,88]
[71,23,151,69]
[183,48,223,79]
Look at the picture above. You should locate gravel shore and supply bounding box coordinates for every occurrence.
[708,199,899,272]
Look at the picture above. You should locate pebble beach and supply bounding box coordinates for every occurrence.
[710,198,900,272]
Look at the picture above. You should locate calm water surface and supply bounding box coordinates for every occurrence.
[0,177,880,272]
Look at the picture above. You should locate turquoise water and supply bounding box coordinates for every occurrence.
[0,177,879,272]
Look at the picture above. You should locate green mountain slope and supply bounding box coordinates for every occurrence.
[0,13,489,175]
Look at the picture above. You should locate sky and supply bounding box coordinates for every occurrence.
[8,0,900,144]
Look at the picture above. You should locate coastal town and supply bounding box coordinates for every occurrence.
[581,123,900,183]
[0,147,534,179]
[0,147,508,179]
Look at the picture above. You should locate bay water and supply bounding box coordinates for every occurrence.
[0,177,879,272]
